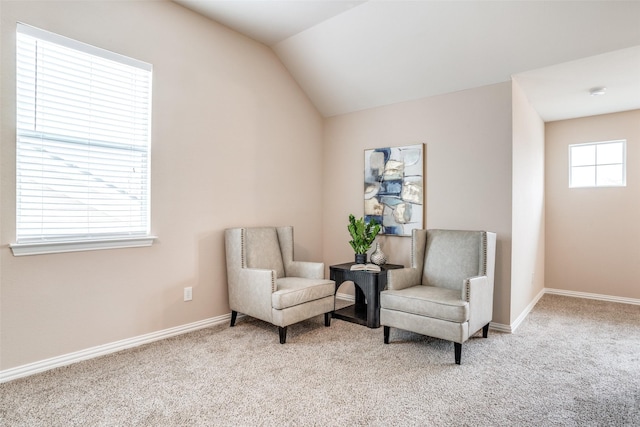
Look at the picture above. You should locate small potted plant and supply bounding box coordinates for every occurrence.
[347,214,381,264]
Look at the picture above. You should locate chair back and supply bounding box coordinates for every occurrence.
[244,227,286,278]
[244,227,285,278]
[422,229,487,291]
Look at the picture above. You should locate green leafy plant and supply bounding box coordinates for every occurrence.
[347,214,381,254]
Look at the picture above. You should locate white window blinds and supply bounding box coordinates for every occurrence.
[15,23,153,247]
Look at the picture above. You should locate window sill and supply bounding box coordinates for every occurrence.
[10,236,157,256]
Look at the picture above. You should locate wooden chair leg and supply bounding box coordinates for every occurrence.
[324,312,331,327]
[384,326,390,344]
[454,342,462,365]
[230,311,238,327]
[482,323,490,338]
[279,326,287,344]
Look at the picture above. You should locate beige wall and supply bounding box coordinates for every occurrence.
[322,82,514,326]
[0,1,324,370]
[545,110,640,299]
[0,1,548,373]
[511,80,545,324]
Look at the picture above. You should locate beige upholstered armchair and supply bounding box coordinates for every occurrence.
[224,226,335,344]
[380,229,497,364]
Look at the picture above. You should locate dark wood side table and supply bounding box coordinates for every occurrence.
[329,262,403,328]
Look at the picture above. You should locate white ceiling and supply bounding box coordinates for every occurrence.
[175,0,640,120]
[514,46,640,122]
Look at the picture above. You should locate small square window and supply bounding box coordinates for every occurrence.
[569,140,626,188]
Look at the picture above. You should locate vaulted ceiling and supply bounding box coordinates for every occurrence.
[175,0,640,121]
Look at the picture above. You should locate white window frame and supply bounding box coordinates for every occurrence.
[568,140,627,189]
[11,23,156,256]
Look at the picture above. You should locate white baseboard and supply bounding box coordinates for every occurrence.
[0,314,229,384]
[488,321,512,334]
[4,288,637,383]
[508,287,547,333]
[336,292,355,302]
[488,288,545,334]
[501,288,640,334]
[545,288,640,305]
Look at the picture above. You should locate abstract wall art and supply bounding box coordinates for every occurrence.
[364,144,424,236]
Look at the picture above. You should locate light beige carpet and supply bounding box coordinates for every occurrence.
[1,294,639,426]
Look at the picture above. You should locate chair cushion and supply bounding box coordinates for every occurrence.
[380,285,469,323]
[245,227,285,278]
[272,277,335,310]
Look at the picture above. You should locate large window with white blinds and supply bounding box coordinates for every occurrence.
[13,23,154,256]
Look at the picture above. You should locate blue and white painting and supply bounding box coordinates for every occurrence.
[364,144,424,236]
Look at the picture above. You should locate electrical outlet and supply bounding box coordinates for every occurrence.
[184,287,192,302]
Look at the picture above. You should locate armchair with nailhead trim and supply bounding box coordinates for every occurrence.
[224,226,334,344]
[380,229,496,364]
